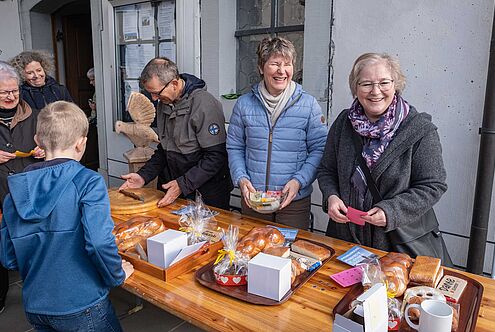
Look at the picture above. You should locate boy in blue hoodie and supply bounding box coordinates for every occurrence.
[0,101,133,331]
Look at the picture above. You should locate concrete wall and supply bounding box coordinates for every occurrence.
[0,1,23,61]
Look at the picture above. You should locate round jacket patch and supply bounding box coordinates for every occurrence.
[208,123,220,135]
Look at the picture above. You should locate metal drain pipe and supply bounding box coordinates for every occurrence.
[467,8,495,275]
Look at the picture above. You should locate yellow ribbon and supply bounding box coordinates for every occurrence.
[214,249,236,266]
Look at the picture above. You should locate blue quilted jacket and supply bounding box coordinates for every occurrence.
[227,82,327,200]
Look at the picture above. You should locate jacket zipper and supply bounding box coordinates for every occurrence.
[258,91,303,190]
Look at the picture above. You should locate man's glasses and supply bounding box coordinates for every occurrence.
[0,89,20,98]
[149,79,174,97]
[357,79,394,93]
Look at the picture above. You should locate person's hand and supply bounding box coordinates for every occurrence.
[239,178,256,207]
[121,259,134,280]
[33,146,45,159]
[119,173,145,190]
[158,180,181,207]
[88,99,96,112]
[0,150,16,164]
[361,207,387,227]
[328,195,349,223]
[280,179,300,209]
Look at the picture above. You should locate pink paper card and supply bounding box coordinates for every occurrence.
[330,266,363,287]
[347,206,367,226]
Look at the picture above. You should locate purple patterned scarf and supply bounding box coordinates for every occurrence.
[348,95,410,167]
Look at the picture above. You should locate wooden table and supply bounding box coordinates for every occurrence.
[113,201,495,331]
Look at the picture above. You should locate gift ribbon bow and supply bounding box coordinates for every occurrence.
[214,249,235,266]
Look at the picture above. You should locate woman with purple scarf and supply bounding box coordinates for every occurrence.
[317,53,448,252]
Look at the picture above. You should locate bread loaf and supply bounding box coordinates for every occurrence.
[263,246,290,258]
[236,227,285,258]
[409,256,441,287]
[379,252,413,297]
[291,240,331,261]
[114,216,166,252]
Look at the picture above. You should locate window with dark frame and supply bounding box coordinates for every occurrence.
[236,0,305,94]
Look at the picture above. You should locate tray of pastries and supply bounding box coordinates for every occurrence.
[332,253,483,332]
[195,226,335,305]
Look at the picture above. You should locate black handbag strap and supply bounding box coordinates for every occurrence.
[350,126,383,204]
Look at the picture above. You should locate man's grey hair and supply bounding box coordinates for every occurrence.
[0,61,20,85]
[140,57,179,86]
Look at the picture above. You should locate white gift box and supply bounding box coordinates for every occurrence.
[147,229,188,268]
[247,253,291,301]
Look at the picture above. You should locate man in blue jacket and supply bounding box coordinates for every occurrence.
[0,101,133,331]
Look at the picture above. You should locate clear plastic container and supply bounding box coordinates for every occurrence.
[248,186,286,214]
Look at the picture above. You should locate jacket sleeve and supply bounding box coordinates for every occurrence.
[226,99,249,187]
[137,143,167,184]
[61,85,74,103]
[317,116,342,211]
[176,94,229,196]
[375,128,448,231]
[0,197,18,270]
[80,175,125,287]
[177,143,229,196]
[291,98,328,190]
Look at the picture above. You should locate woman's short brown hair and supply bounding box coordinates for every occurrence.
[36,101,88,152]
[348,53,406,97]
[256,37,297,76]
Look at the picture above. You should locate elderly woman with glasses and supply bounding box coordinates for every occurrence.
[227,37,327,230]
[10,51,73,110]
[317,52,448,254]
[0,61,44,314]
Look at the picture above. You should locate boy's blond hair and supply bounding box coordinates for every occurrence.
[37,101,89,151]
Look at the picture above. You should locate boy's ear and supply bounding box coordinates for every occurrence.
[34,134,40,147]
[75,136,88,153]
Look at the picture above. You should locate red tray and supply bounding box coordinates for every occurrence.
[195,240,336,305]
[332,269,483,332]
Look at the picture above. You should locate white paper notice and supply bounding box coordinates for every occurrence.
[125,44,155,78]
[159,42,176,62]
[138,3,155,40]
[123,11,138,41]
[158,1,176,39]
[170,241,207,266]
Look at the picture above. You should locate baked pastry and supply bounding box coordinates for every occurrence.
[263,246,290,258]
[401,286,446,314]
[409,256,442,287]
[379,252,413,297]
[114,216,166,252]
[236,227,285,258]
[291,258,306,283]
[291,240,330,261]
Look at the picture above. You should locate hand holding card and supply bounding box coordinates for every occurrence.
[346,206,367,226]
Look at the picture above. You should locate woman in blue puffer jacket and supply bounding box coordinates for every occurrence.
[227,37,327,230]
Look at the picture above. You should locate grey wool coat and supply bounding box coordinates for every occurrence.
[317,106,447,251]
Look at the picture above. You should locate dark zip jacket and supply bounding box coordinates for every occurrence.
[137,74,233,208]
[21,76,73,110]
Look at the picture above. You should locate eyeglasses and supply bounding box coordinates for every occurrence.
[0,89,20,98]
[149,79,174,97]
[357,79,394,93]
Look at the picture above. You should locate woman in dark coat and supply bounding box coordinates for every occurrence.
[10,51,73,110]
[317,53,448,253]
[0,61,44,314]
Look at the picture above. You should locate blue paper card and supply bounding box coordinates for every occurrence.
[269,226,298,245]
[337,246,378,267]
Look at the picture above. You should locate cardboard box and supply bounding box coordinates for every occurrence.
[247,253,291,301]
[147,229,188,268]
